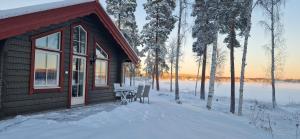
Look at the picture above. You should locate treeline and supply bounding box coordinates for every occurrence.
[105,0,286,115]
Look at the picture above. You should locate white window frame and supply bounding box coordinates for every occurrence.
[73,25,87,55]
[33,32,61,89]
[35,32,61,51]
[95,43,109,87]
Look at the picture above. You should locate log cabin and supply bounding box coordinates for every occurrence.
[0,0,139,117]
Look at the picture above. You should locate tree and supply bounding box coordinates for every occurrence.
[258,0,286,108]
[167,38,177,92]
[175,0,189,101]
[192,0,218,101]
[106,0,140,86]
[205,0,220,110]
[238,0,258,116]
[142,0,177,91]
[144,51,155,88]
[194,57,202,96]
[218,0,246,113]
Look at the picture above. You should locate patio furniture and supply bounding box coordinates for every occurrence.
[142,85,151,104]
[135,85,144,103]
[114,83,122,97]
[116,86,136,105]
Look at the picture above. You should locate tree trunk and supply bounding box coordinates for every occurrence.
[230,23,236,114]
[200,45,207,100]
[118,0,121,29]
[152,65,155,89]
[271,0,276,108]
[207,35,218,110]
[195,58,201,96]
[155,6,160,91]
[238,29,250,116]
[155,48,160,91]
[170,60,173,92]
[175,0,183,101]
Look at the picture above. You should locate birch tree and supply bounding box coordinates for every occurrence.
[142,0,177,91]
[238,0,258,116]
[201,0,221,110]
[175,0,189,101]
[258,0,286,108]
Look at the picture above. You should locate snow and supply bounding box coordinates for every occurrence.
[0,0,96,20]
[0,80,299,139]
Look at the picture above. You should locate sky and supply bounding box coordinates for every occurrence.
[1,0,299,79]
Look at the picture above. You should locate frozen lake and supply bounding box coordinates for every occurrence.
[151,80,300,105]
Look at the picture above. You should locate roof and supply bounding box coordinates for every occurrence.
[0,0,139,64]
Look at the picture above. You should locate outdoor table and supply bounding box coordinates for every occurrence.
[116,86,136,104]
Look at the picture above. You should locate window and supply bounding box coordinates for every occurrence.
[95,43,109,86]
[72,25,87,55]
[34,32,61,88]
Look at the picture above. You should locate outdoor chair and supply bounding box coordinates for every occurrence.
[135,85,144,103]
[114,83,122,98]
[142,85,151,104]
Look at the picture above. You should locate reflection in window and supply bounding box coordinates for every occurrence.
[34,50,59,87]
[34,32,61,88]
[95,43,108,86]
[36,32,60,50]
[73,25,87,54]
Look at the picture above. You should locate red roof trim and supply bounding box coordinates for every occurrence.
[0,1,139,64]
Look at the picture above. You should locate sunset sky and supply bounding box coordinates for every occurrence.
[2,0,299,79]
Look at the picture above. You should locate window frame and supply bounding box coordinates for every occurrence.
[30,29,65,94]
[93,41,110,89]
[34,49,60,88]
[72,25,87,56]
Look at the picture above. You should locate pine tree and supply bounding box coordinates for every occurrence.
[219,0,247,113]
[192,0,218,101]
[141,0,177,91]
[106,0,140,86]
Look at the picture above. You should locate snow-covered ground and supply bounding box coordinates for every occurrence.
[0,80,299,139]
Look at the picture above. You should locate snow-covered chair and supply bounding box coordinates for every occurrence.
[114,83,122,97]
[142,85,151,104]
[135,85,144,103]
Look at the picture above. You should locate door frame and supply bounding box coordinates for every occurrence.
[68,23,89,108]
[70,55,87,106]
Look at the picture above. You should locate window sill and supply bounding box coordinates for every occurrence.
[32,87,63,93]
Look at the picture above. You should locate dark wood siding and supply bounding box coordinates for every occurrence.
[81,15,126,104]
[0,14,129,116]
[1,23,70,116]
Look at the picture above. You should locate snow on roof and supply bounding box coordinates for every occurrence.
[0,0,96,20]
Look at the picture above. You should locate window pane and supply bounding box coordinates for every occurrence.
[95,60,108,86]
[80,42,86,54]
[48,33,60,50]
[47,54,58,86]
[95,60,101,85]
[72,85,77,97]
[73,27,79,41]
[34,52,46,86]
[96,45,108,59]
[73,41,79,53]
[36,36,47,48]
[79,27,86,43]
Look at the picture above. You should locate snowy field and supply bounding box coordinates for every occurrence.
[0,80,299,139]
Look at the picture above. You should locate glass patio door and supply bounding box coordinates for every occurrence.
[71,56,86,105]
